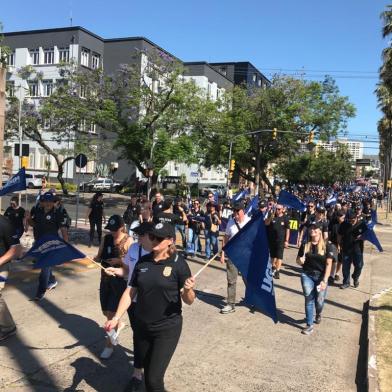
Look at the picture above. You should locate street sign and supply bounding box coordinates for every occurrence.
[356,159,371,166]
[75,153,88,168]
[14,143,29,157]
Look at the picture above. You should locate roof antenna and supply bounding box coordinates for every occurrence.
[69,0,73,26]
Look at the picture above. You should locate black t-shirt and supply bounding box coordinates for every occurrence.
[205,212,220,231]
[338,221,367,255]
[0,216,20,257]
[4,206,25,234]
[123,203,141,224]
[301,212,316,228]
[152,201,164,217]
[297,242,335,278]
[315,219,329,234]
[267,215,289,242]
[188,208,205,233]
[329,221,341,246]
[130,252,191,329]
[30,206,65,240]
[154,212,183,226]
[173,205,188,226]
[89,200,104,220]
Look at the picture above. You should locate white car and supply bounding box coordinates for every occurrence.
[80,178,122,193]
[201,184,227,198]
[25,173,43,189]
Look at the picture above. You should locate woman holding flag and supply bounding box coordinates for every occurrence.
[105,222,195,392]
[296,223,334,335]
[95,215,132,359]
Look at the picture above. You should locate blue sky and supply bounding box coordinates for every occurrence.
[2,0,389,154]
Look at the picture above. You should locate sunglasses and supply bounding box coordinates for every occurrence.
[276,208,283,211]
[148,234,165,242]
[194,202,199,205]
[308,205,314,208]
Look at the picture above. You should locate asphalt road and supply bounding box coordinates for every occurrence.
[1,224,391,391]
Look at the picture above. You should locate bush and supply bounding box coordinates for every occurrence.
[53,183,77,192]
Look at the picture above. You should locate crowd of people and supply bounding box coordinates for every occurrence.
[0,182,383,391]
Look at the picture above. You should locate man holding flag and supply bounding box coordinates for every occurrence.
[219,201,251,314]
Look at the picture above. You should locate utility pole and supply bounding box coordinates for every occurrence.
[0,66,6,213]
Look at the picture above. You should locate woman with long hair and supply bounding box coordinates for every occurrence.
[95,215,132,359]
[105,222,195,392]
[296,223,334,335]
[86,192,105,247]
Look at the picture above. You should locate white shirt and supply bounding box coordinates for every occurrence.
[124,242,149,286]
[225,214,251,241]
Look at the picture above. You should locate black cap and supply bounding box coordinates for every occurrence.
[133,222,154,236]
[150,222,176,239]
[316,206,326,213]
[308,221,323,230]
[258,200,267,209]
[233,201,245,211]
[41,192,55,202]
[162,199,173,210]
[336,210,346,218]
[105,215,125,231]
[346,210,357,220]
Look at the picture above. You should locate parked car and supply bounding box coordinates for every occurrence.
[79,178,122,193]
[25,173,43,189]
[201,184,227,198]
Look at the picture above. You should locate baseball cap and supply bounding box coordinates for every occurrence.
[105,215,125,231]
[150,222,176,239]
[233,201,245,211]
[346,210,357,220]
[316,206,326,213]
[162,199,173,210]
[133,222,154,236]
[40,192,55,202]
[258,200,267,209]
[308,221,323,230]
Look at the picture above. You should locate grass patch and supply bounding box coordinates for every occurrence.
[376,289,392,392]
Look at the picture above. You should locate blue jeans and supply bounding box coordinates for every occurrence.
[342,252,363,285]
[186,228,201,255]
[204,229,219,259]
[37,267,56,296]
[300,272,328,326]
[175,225,186,248]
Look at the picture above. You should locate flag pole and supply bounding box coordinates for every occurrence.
[193,253,220,278]
[85,256,115,276]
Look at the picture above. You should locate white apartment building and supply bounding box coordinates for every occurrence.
[316,139,364,160]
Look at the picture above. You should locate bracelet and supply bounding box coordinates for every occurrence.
[112,316,120,322]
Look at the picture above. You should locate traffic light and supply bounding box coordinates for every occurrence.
[230,159,236,171]
[308,131,315,143]
[228,171,233,180]
[272,128,277,140]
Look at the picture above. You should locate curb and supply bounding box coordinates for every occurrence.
[367,287,392,392]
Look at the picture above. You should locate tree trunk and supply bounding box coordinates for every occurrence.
[57,157,75,196]
[254,135,261,196]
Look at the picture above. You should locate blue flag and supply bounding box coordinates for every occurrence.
[23,235,86,269]
[325,194,337,206]
[223,214,278,323]
[0,168,26,196]
[370,209,378,228]
[278,190,306,212]
[361,224,383,252]
[213,191,219,205]
[233,189,249,202]
[245,195,259,216]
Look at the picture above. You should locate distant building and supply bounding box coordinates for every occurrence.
[316,139,364,160]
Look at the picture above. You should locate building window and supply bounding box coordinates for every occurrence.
[258,79,262,87]
[7,52,15,66]
[44,48,54,64]
[42,80,53,97]
[28,82,39,97]
[81,48,90,67]
[6,81,15,97]
[220,67,227,76]
[207,83,212,99]
[89,123,97,134]
[252,73,257,82]
[28,151,35,169]
[30,49,40,65]
[91,53,100,69]
[59,47,70,63]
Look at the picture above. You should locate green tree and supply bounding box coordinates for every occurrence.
[5,64,113,194]
[105,49,222,195]
[202,75,355,192]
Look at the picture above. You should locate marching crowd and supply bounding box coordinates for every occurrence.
[0,183,383,391]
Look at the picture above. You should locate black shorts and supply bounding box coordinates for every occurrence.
[269,241,284,260]
[99,276,127,313]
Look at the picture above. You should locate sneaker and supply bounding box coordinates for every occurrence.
[100,347,114,359]
[353,279,359,288]
[0,327,17,342]
[334,274,340,282]
[220,304,235,314]
[315,314,322,324]
[47,281,58,291]
[340,283,350,289]
[301,325,314,335]
[34,293,45,301]
[274,270,280,279]
[124,377,143,392]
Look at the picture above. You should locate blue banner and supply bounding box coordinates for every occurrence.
[23,235,86,269]
[278,190,307,212]
[223,214,278,323]
[233,189,249,202]
[245,196,259,216]
[361,224,383,252]
[0,168,26,196]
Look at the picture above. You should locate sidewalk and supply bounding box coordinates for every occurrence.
[0,225,391,391]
